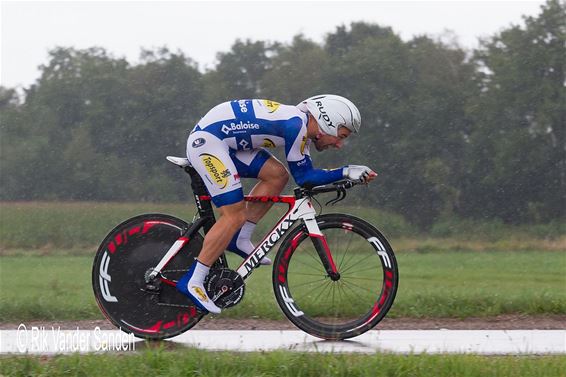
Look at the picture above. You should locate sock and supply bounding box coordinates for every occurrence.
[176,260,221,314]
[190,259,210,285]
[236,221,257,254]
[227,221,271,265]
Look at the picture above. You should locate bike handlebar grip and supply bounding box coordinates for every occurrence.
[310,179,358,194]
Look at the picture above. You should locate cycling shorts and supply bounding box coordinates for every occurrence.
[186,130,272,207]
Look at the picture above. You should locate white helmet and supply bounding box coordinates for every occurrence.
[299,94,361,136]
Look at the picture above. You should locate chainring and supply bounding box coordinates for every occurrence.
[204,268,245,309]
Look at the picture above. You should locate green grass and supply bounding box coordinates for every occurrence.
[0,201,413,249]
[1,349,565,377]
[1,251,564,321]
[0,202,202,249]
[2,201,563,250]
[395,251,566,317]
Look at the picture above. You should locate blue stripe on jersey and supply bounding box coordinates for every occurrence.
[230,100,255,120]
[282,116,304,157]
[197,117,301,152]
[288,156,345,188]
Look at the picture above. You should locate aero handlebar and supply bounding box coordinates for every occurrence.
[294,179,363,205]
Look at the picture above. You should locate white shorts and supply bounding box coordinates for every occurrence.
[186,131,272,207]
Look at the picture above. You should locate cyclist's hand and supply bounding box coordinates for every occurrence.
[343,165,377,183]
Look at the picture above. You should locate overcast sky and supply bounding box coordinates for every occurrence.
[1,0,545,89]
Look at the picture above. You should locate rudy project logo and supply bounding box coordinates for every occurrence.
[200,153,231,189]
[315,101,336,130]
[262,100,280,113]
[221,121,260,135]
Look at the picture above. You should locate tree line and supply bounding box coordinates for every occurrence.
[1,0,564,227]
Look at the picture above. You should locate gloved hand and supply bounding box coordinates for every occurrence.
[343,165,377,183]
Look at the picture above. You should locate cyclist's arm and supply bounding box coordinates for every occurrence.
[284,114,345,187]
[288,157,345,188]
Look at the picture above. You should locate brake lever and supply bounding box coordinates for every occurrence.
[325,185,347,206]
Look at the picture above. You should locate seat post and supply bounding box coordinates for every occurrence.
[184,166,216,231]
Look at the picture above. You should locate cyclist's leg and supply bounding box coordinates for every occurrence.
[198,201,247,266]
[177,131,247,313]
[227,150,289,264]
[232,149,289,220]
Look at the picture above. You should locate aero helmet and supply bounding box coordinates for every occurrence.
[299,94,361,136]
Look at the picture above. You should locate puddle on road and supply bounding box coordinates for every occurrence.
[1,329,565,355]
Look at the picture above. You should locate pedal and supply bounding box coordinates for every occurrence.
[204,268,245,309]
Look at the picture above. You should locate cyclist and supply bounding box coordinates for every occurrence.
[176,94,377,313]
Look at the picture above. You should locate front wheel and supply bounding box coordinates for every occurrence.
[273,214,398,340]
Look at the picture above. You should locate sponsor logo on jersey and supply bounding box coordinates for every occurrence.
[239,139,250,150]
[262,138,276,148]
[262,100,280,113]
[200,153,231,189]
[221,121,260,135]
[192,138,206,148]
[191,286,209,302]
[300,136,308,155]
[315,101,336,130]
[238,100,248,113]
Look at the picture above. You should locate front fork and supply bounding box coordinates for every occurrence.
[303,216,340,281]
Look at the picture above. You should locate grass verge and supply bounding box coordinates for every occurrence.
[1,201,564,250]
[1,349,565,377]
[1,251,564,321]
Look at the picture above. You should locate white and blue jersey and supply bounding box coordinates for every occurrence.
[186,99,344,207]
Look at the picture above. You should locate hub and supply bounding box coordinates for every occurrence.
[328,272,341,281]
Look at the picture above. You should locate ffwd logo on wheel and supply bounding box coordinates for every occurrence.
[200,153,231,189]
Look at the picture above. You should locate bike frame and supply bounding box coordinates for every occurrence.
[148,164,339,286]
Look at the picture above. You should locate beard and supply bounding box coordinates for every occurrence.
[314,140,326,151]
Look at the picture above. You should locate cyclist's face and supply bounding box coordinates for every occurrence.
[314,127,351,151]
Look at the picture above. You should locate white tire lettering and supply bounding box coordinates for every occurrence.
[368,237,391,268]
[99,251,118,302]
[279,285,303,317]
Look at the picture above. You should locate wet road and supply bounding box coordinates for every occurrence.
[2,329,565,355]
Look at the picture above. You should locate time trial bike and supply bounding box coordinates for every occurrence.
[92,156,398,340]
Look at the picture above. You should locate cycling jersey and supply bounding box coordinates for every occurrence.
[187,99,344,207]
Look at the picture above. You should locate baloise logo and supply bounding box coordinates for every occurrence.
[221,121,260,135]
[200,153,231,189]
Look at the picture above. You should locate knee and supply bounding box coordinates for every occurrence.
[258,158,290,191]
[268,163,289,188]
[220,203,247,227]
[276,165,290,187]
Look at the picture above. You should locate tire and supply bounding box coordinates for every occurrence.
[273,214,398,340]
[92,213,205,340]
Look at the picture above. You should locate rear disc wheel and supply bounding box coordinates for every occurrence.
[92,213,204,340]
